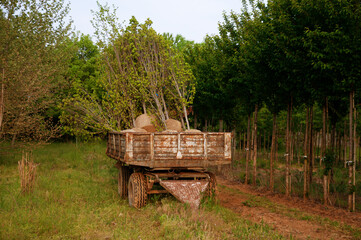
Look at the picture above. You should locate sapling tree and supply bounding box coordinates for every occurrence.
[61,2,195,137]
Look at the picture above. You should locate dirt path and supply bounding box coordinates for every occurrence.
[216,176,361,240]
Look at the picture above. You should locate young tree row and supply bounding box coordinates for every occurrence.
[184,0,361,211]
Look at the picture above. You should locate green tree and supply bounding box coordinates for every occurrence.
[162,33,194,52]
[0,0,73,144]
[61,3,195,137]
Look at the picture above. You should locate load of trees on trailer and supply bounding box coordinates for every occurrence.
[1,0,361,211]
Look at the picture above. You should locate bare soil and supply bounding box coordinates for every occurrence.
[216,176,361,240]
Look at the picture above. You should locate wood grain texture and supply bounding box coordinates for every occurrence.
[106,132,232,168]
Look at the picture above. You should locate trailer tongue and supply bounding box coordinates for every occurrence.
[107,131,231,208]
[159,180,209,209]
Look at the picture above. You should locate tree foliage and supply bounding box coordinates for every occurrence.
[0,0,73,143]
[61,3,195,137]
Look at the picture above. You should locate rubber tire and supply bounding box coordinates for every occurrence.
[128,172,147,208]
[206,172,216,198]
[118,166,130,198]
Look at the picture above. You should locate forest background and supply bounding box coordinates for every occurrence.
[1,0,361,212]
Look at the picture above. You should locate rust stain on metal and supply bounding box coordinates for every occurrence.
[160,180,209,209]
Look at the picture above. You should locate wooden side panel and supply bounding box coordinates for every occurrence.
[106,132,125,160]
[154,134,178,160]
[207,134,224,161]
[133,134,151,161]
[180,134,204,159]
[224,133,232,160]
[120,135,125,158]
[106,132,232,168]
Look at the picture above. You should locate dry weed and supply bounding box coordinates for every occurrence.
[18,152,38,194]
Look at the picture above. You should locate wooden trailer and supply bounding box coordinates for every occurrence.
[106,131,232,208]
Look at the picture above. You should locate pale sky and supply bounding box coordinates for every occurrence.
[69,0,244,43]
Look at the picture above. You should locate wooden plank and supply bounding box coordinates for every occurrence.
[125,133,134,161]
[112,134,116,155]
[133,145,151,151]
[107,131,232,168]
[154,149,178,154]
[150,134,154,167]
[204,133,208,161]
[207,147,224,155]
[206,142,225,147]
[154,154,177,159]
[117,134,121,158]
[180,148,204,155]
[133,139,150,145]
[181,142,204,147]
[120,135,125,156]
[224,132,232,159]
[133,154,151,161]
[152,145,178,149]
[179,156,204,160]
[154,135,178,140]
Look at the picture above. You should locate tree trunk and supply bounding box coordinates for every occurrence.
[160,92,169,120]
[142,101,147,114]
[295,129,302,166]
[252,105,259,186]
[352,91,356,212]
[263,130,266,160]
[276,126,279,164]
[245,113,251,185]
[358,137,361,169]
[331,123,336,150]
[344,120,347,168]
[270,113,277,192]
[285,102,292,196]
[179,112,186,130]
[219,119,223,132]
[183,104,190,130]
[326,98,329,150]
[291,132,294,164]
[336,132,342,166]
[303,107,309,200]
[232,129,236,163]
[266,133,270,158]
[244,131,247,159]
[348,90,354,211]
[321,98,327,165]
[11,133,16,146]
[194,113,197,129]
[308,106,314,188]
[285,103,291,196]
[323,174,328,205]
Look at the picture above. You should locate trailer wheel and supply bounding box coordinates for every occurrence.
[206,172,216,198]
[128,172,147,208]
[118,166,130,198]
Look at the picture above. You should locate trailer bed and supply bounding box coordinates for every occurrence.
[106,132,232,169]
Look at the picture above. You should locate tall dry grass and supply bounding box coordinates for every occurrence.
[18,151,38,194]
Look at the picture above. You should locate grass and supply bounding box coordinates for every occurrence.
[219,184,361,239]
[0,141,285,239]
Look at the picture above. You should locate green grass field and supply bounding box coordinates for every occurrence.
[0,142,285,239]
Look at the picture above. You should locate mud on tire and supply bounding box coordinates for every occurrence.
[118,165,130,198]
[205,172,216,198]
[128,172,147,208]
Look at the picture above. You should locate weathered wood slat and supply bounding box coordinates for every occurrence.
[181,148,204,154]
[106,132,232,168]
[133,147,150,152]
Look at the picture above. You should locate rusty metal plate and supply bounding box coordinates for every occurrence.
[160,180,209,209]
